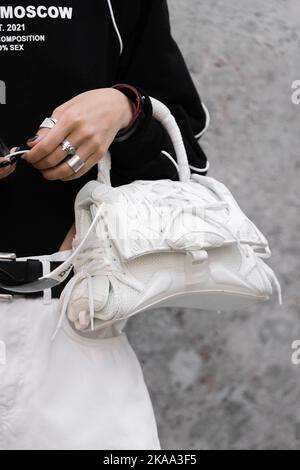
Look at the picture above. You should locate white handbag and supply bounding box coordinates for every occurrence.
[3,98,281,333]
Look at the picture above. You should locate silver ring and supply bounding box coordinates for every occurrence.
[65,154,85,173]
[60,139,76,156]
[39,117,57,130]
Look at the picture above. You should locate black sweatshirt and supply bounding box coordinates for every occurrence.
[0,0,208,257]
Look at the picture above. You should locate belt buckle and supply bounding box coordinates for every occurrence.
[0,253,16,261]
[0,294,13,302]
[0,253,16,302]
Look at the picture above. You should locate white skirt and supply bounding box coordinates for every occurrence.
[0,251,160,450]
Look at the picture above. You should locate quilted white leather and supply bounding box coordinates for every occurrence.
[60,173,280,332]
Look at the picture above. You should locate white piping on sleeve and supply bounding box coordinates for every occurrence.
[161,151,210,174]
[161,150,180,173]
[189,161,210,173]
[194,101,210,139]
[106,0,123,55]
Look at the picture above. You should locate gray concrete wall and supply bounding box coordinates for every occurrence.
[126,0,300,450]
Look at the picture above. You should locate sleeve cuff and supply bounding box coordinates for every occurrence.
[112,85,153,144]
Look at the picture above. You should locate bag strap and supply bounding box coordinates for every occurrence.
[151,97,191,182]
[98,97,192,186]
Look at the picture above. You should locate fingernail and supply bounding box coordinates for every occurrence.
[0,161,11,168]
[9,148,21,164]
[27,135,39,143]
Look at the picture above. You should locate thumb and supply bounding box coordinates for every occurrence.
[0,147,17,179]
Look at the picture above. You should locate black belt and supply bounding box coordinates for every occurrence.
[0,257,73,299]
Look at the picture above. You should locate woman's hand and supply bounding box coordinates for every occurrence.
[0,147,19,180]
[24,88,135,181]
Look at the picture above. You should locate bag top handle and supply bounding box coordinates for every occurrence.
[150,97,191,182]
[98,97,192,185]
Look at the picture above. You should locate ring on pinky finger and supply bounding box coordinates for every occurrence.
[41,153,90,180]
[61,155,96,181]
[64,154,85,174]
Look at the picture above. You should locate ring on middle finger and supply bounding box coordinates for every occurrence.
[60,139,76,156]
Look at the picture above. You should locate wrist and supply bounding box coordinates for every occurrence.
[110,88,136,130]
[111,84,146,142]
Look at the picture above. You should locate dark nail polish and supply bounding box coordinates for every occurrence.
[27,135,39,143]
[0,161,11,169]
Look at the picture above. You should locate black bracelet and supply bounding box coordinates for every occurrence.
[111,83,146,142]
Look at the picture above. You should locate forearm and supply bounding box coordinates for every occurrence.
[59,224,76,251]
